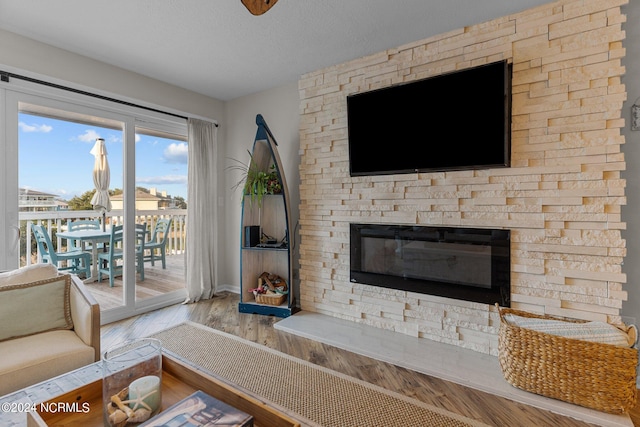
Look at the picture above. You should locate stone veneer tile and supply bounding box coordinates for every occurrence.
[297,0,628,355]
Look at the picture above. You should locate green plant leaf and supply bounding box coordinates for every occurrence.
[226,150,281,207]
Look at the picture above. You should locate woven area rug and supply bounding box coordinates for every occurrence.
[149,321,490,427]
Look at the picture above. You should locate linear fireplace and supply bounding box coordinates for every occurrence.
[350,224,510,306]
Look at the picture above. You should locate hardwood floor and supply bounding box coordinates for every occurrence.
[101,291,640,427]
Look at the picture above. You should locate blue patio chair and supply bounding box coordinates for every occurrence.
[31,223,91,278]
[143,218,172,269]
[97,223,145,287]
[68,219,102,251]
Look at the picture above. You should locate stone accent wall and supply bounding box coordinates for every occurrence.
[298,0,628,355]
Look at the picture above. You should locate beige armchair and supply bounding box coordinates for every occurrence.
[0,264,100,396]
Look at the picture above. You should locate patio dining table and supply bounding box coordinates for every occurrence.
[57,228,111,282]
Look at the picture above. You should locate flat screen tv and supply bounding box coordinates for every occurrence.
[347,60,512,176]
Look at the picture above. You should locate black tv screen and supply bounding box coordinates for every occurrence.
[347,60,512,176]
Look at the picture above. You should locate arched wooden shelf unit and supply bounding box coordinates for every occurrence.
[238,114,295,317]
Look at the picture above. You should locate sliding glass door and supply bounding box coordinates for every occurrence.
[19,109,127,311]
[134,127,188,306]
[1,86,187,323]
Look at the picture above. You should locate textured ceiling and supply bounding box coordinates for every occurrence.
[0,0,551,101]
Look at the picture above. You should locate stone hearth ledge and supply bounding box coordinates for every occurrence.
[275,311,632,427]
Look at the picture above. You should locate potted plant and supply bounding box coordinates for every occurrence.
[265,166,282,195]
[228,150,281,206]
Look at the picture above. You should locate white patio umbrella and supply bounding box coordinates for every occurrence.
[89,138,111,231]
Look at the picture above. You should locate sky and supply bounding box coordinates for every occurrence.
[18,113,189,200]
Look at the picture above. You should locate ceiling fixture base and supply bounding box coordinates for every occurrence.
[241,0,278,16]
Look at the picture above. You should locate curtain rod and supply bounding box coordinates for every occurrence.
[0,70,218,127]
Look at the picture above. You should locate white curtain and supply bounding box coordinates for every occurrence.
[184,118,218,303]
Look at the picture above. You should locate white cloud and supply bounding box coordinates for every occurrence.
[163,142,188,164]
[78,129,102,142]
[106,134,123,144]
[19,122,52,133]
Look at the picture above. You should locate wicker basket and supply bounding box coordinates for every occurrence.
[255,292,286,306]
[496,305,638,413]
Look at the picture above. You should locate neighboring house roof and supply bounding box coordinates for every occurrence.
[110,189,176,209]
[54,199,69,209]
[110,190,165,202]
[19,188,58,198]
[19,188,67,211]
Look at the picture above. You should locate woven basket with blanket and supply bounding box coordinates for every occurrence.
[496,304,638,414]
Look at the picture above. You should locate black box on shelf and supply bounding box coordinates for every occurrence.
[244,225,260,247]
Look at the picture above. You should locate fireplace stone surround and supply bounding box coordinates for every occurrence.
[297,0,628,356]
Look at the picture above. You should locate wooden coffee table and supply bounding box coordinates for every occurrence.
[0,353,300,427]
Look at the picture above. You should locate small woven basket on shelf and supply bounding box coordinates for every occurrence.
[255,293,286,306]
[254,272,287,306]
[497,305,638,414]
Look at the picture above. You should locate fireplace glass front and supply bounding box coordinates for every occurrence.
[350,224,510,306]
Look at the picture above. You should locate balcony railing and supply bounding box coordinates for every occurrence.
[19,209,187,267]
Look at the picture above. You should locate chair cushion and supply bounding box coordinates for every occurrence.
[0,263,57,287]
[0,330,95,396]
[0,274,73,342]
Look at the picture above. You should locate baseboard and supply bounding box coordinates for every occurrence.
[216,284,240,294]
